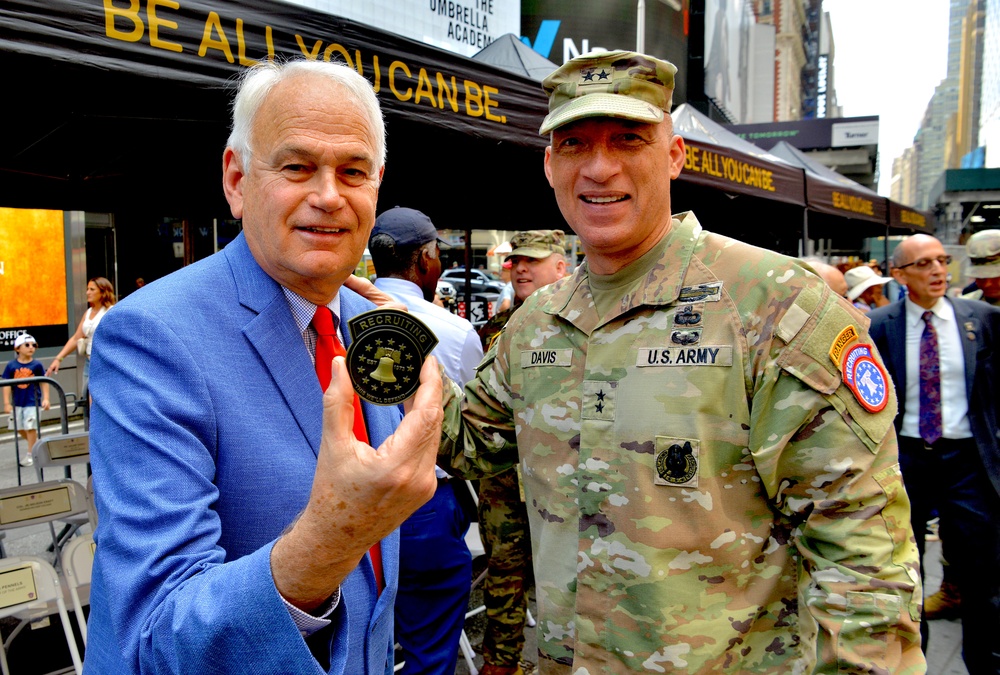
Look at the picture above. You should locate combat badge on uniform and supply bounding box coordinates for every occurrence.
[840,343,889,413]
[654,438,699,487]
[346,308,438,406]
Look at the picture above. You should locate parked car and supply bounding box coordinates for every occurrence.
[440,268,505,295]
[435,279,457,312]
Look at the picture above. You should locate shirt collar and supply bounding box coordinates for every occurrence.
[282,287,342,334]
[904,295,948,327]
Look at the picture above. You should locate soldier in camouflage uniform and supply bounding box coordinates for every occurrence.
[477,231,568,675]
[962,229,1000,305]
[438,50,925,673]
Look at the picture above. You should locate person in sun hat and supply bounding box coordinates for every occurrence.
[845,264,892,312]
[435,49,924,673]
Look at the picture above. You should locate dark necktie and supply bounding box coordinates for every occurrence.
[919,311,943,445]
[312,306,384,595]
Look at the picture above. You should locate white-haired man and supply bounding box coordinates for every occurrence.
[85,60,442,673]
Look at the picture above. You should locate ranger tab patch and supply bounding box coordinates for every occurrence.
[828,324,859,369]
[840,343,889,413]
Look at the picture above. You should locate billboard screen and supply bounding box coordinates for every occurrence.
[0,208,68,350]
[521,0,688,103]
[704,0,754,124]
[279,0,521,57]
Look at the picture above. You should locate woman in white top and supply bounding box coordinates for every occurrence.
[47,277,117,384]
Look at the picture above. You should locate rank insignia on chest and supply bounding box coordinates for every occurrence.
[840,343,889,413]
[581,380,616,421]
[654,437,699,487]
[345,308,438,405]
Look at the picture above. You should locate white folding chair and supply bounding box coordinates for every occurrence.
[61,533,94,646]
[32,432,90,481]
[0,556,83,675]
[0,480,91,567]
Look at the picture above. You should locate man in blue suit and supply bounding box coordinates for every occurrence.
[869,233,1000,674]
[84,59,443,674]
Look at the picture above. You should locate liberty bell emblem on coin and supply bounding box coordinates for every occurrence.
[346,308,438,405]
[370,347,401,383]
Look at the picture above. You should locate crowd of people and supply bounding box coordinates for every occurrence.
[5,47,1000,675]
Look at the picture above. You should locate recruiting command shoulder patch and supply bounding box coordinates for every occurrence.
[840,343,889,413]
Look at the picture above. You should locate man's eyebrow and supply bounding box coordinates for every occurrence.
[342,151,376,166]
[269,145,314,164]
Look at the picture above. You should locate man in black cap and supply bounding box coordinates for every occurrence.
[369,206,482,675]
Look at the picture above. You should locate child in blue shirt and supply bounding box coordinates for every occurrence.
[3,334,50,466]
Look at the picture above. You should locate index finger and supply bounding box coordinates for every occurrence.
[343,274,408,312]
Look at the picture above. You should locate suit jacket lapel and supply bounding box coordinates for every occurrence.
[225,235,324,455]
[949,298,979,401]
[885,301,907,400]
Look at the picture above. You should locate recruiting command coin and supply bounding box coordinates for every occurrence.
[346,308,439,406]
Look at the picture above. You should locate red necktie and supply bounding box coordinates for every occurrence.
[312,306,384,595]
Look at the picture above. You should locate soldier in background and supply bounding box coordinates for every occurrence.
[476,230,567,675]
[438,50,924,673]
[962,229,1000,306]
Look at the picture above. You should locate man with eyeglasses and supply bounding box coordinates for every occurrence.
[869,233,1000,674]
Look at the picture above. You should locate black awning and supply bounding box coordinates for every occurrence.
[0,0,549,148]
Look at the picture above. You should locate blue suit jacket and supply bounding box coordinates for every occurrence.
[868,296,1000,497]
[85,233,401,674]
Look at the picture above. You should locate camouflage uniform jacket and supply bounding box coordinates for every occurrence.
[441,213,925,674]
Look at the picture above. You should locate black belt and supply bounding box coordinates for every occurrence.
[899,436,976,452]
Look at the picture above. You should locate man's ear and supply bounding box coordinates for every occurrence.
[668,134,685,180]
[222,148,246,219]
[417,246,432,274]
[544,146,554,188]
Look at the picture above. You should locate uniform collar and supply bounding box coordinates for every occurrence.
[541,211,702,334]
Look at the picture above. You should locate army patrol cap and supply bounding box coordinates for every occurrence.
[506,230,566,260]
[539,50,677,135]
[967,229,1000,279]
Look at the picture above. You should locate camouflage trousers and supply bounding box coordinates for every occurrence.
[478,467,532,667]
